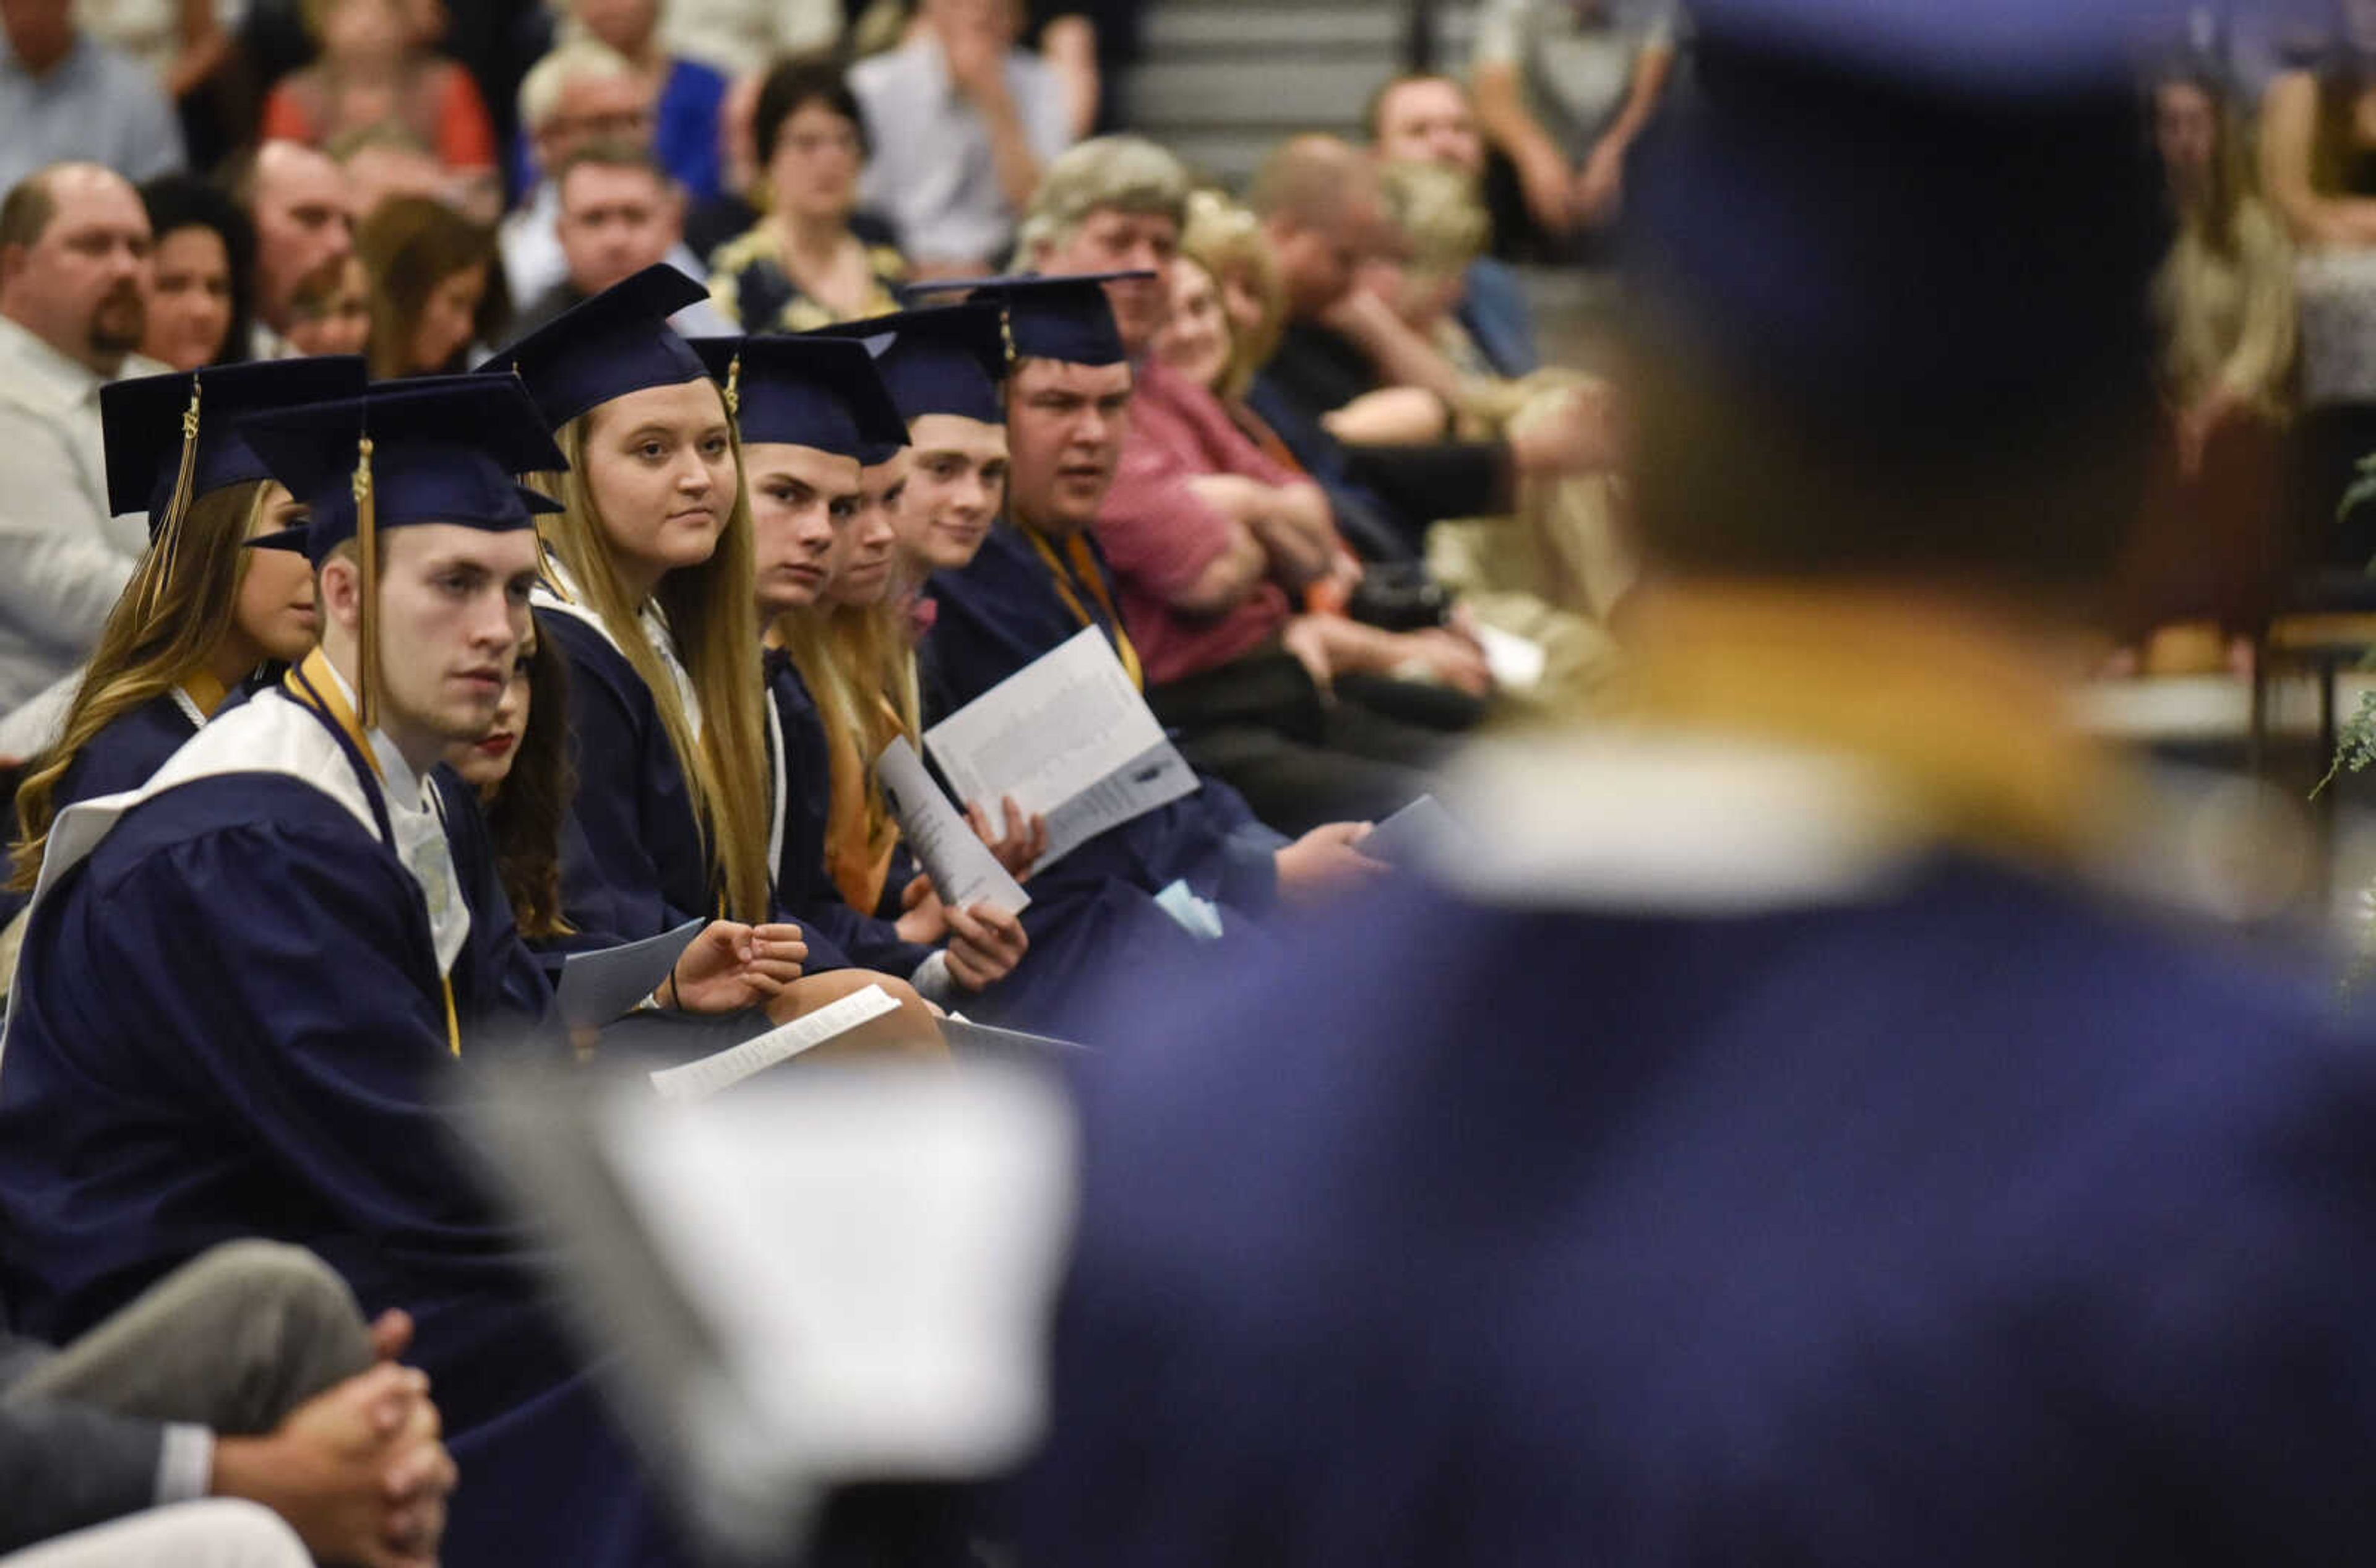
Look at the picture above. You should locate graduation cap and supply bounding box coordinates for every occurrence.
[1625,0,2179,450]
[101,358,369,585]
[807,304,1010,428]
[478,264,712,430]
[897,274,1143,368]
[238,375,566,724]
[685,335,910,465]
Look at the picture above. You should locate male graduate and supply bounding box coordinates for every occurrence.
[0,377,686,1568]
[892,278,1386,953]
[1016,1,2376,1561]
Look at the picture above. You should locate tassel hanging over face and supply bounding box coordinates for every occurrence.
[143,381,204,621]
[353,433,379,729]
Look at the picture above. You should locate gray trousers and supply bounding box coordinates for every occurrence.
[4,1240,377,1434]
[1,1502,309,1568]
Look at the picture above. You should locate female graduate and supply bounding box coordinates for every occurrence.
[483,266,937,1041]
[699,330,1029,1004]
[9,357,366,896]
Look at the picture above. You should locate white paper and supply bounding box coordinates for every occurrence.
[874,736,1030,915]
[924,629,1197,869]
[601,1064,1078,1481]
[1474,622,1549,692]
[647,984,902,1101]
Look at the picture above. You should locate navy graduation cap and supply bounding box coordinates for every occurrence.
[102,356,368,545]
[898,274,1144,367]
[808,304,1010,428]
[478,263,712,430]
[685,335,909,463]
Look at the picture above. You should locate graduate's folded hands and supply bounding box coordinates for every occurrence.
[663,921,810,1012]
[208,1359,455,1568]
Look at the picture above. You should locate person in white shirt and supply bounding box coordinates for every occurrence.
[0,162,168,719]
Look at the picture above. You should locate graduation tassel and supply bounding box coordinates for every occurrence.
[142,381,203,621]
[723,351,742,420]
[353,433,379,730]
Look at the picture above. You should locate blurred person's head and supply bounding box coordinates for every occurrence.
[0,163,152,374]
[355,194,505,377]
[301,0,410,66]
[1368,74,1485,179]
[1177,190,1283,399]
[1019,136,1189,356]
[235,140,356,334]
[754,56,868,229]
[921,0,1022,50]
[1622,30,2166,613]
[137,175,255,371]
[285,251,371,356]
[572,0,660,59]
[1248,134,1388,321]
[329,123,448,218]
[0,0,75,73]
[1153,254,1233,395]
[2154,69,2244,243]
[1375,159,1487,333]
[554,145,681,298]
[520,39,655,177]
[1006,356,1132,535]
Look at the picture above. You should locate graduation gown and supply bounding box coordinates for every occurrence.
[0,678,682,1568]
[1018,734,2376,1565]
[46,687,203,812]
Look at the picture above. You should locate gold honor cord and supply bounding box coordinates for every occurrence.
[352,435,379,728]
[143,381,204,620]
[284,648,463,1056]
[1021,523,1144,690]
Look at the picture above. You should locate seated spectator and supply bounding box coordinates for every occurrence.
[894,0,1111,139]
[1470,0,1678,258]
[559,0,728,200]
[0,163,168,723]
[657,0,841,80]
[512,142,732,337]
[708,55,906,330]
[228,140,356,360]
[355,193,506,377]
[0,0,184,192]
[328,121,486,223]
[135,174,252,371]
[0,1241,452,1566]
[259,0,497,192]
[282,250,371,355]
[2157,67,2296,473]
[1368,71,1538,376]
[851,0,1074,275]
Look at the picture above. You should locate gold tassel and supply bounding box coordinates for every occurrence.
[143,380,203,620]
[352,434,378,730]
[723,351,742,419]
[999,307,1017,366]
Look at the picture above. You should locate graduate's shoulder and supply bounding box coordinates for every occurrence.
[536,606,650,707]
[75,770,407,901]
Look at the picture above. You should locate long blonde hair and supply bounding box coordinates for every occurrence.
[9,481,272,892]
[536,403,775,923]
[776,580,919,889]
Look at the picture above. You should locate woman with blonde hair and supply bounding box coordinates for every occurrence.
[9,358,366,898]
[489,267,938,1043]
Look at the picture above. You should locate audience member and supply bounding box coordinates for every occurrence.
[2156,67,2296,474]
[499,38,658,307]
[0,0,185,193]
[0,163,166,722]
[708,55,906,330]
[851,0,1075,274]
[330,121,486,223]
[354,193,506,377]
[1369,71,1538,376]
[135,174,252,371]
[511,143,730,337]
[230,140,356,359]
[0,1241,452,1567]
[1470,0,1678,256]
[282,250,371,355]
[259,0,497,187]
[560,0,728,200]
[656,0,840,77]
[683,60,762,257]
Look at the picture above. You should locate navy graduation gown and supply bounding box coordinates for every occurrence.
[0,714,679,1568]
[1021,849,2376,1564]
[47,691,199,812]
[925,522,1285,914]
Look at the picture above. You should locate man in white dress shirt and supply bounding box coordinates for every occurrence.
[0,162,166,721]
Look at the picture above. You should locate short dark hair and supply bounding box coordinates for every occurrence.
[552,139,671,197]
[138,174,259,366]
[0,170,61,252]
[752,54,869,170]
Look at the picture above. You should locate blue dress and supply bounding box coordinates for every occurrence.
[1018,805,2376,1563]
[0,692,681,1568]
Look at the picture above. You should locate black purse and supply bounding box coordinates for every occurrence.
[1346,562,1454,632]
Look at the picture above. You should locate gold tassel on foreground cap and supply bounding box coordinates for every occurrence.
[142,380,204,619]
[353,433,379,728]
[723,351,742,418]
